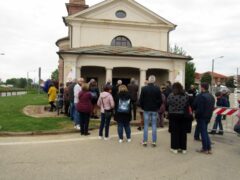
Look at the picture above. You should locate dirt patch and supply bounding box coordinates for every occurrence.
[23,105,65,118]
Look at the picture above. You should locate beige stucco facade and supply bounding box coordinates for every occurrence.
[57,0,192,89]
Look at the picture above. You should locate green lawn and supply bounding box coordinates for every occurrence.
[0,93,99,132]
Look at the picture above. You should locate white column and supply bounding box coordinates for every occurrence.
[139,69,147,91]
[168,70,174,83]
[76,67,81,79]
[106,68,113,83]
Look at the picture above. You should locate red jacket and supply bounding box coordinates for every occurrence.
[77,91,92,113]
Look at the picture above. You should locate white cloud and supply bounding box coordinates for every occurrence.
[0,0,240,81]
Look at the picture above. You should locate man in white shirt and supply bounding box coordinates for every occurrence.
[73,78,84,130]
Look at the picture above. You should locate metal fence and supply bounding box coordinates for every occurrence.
[0,91,27,97]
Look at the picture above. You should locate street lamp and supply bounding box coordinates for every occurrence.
[211,56,224,94]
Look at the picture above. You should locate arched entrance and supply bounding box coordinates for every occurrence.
[112,67,140,86]
[147,69,169,86]
[81,66,106,88]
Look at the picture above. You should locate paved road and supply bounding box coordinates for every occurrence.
[1,126,240,180]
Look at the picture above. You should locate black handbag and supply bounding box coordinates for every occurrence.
[101,98,112,119]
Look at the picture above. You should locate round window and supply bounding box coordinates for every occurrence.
[115,10,126,18]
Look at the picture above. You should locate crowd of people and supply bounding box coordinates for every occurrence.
[46,75,239,155]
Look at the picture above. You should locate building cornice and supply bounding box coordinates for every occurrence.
[64,17,175,30]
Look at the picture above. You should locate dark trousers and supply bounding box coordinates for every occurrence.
[194,122,201,140]
[64,100,70,116]
[118,121,131,140]
[79,112,90,135]
[49,101,56,111]
[99,113,111,138]
[132,101,137,120]
[212,115,223,132]
[170,115,187,150]
[198,119,211,151]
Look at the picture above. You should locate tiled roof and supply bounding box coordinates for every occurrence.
[195,72,228,79]
[58,45,192,60]
[195,72,201,79]
[204,71,228,78]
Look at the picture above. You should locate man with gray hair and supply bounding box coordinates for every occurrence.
[139,75,162,147]
[112,79,122,103]
[73,78,84,130]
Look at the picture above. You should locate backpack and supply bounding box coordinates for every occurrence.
[90,91,98,99]
[117,98,130,113]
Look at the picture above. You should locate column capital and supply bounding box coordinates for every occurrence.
[140,68,147,71]
[106,67,113,70]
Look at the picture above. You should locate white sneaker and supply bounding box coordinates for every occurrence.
[98,136,103,140]
[127,139,131,143]
[182,150,187,154]
[170,149,178,154]
[104,137,109,141]
[119,139,123,143]
[76,125,80,130]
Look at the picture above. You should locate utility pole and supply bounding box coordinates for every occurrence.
[211,56,224,94]
[27,72,29,91]
[234,67,239,108]
[38,67,41,94]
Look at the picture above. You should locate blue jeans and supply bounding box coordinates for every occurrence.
[194,122,201,140]
[69,102,75,121]
[99,113,111,138]
[74,103,80,125]
[118,121,131,140]
[212,115,223,132]
[198,119,211,151]
[143,111,157,143]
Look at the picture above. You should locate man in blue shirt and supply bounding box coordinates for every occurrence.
[193,83,215,154]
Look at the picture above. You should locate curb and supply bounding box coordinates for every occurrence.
[0,129,79,137]
[0,121,166,137]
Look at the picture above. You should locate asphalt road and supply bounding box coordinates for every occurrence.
[1,126,240,180]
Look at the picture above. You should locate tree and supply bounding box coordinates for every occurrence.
[6,78,18,86]
[5,78,33,88]
[201,73,212,84]
[170,44,187,56]
[185,62,196,90]
[225,77,236,88]
[17,78,27,88]
[170,44,195,89]
[51,69,59,81]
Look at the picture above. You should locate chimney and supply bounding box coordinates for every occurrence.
[66,0,89,15]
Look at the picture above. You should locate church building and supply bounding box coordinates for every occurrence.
[56,0,192,88]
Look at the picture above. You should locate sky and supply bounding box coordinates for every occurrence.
[0,0,240,82]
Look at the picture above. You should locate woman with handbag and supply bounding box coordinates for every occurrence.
[167,82,189,154]
[97,85,115,140]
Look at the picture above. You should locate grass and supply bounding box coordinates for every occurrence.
[0,93,100,132]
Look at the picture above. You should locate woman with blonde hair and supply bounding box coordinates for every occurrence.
[114,85,132,143]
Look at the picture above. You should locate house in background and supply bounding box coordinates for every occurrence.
[57,0,192,89]
[195,71,228,86]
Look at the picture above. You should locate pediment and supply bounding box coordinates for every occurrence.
[68,0,175,27]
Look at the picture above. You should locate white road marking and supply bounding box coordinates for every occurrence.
[0,122,197,146]
[0,128,167,146]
